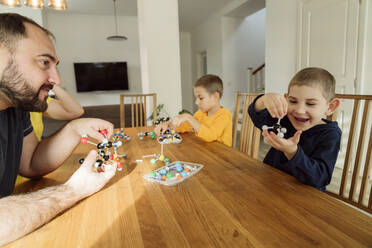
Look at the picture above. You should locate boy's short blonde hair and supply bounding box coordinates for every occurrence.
[288,67,336,101]
[194,74,223,98]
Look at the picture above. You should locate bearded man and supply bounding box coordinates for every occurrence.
[0,13,116,245]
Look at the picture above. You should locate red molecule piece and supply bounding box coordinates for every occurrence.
[99,129,108,135]
[80,136,88,144]
[117,162,123,169]
[109,154,114,160]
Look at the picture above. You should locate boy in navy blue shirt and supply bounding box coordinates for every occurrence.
[248,67,341,191]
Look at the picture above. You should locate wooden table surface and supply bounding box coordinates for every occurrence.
[8,127,372,247]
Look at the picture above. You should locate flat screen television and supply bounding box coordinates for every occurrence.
[74,62,129,92]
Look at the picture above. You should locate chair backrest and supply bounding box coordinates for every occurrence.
[232,92,261,159]
[120,93,157,128]
[326,94,372,213]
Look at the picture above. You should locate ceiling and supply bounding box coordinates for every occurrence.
[45,0,234,31]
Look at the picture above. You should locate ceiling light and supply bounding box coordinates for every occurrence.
[0,0,21,7]
[107,0,127,41]
[0,0,67,9]
[48,0,66,10]
[24,0,44,9]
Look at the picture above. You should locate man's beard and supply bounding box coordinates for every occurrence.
[0,58,52,112]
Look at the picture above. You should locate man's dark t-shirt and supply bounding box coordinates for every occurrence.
[0,108,33,197]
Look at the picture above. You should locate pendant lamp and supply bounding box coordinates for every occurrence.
[107,0,127,41]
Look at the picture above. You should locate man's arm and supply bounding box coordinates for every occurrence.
[19,118,113,178]
[0,150,116,246]
[44,85,84,120]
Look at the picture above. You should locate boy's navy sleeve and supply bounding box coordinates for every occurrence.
[281,128,341,191]
[248,94,277,130]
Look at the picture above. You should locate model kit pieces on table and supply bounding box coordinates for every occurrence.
[143,161,204,186]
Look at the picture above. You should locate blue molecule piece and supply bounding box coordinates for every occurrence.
[175,161,181,167]
[159,169,167,175]
[155,175,162,181]
[176,165,183,172]
[181,171,188,178]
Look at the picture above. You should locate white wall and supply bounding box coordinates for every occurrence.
[180,32,193,112]
[136,0,182,118]
[45,12,141,106]
[222,8,266,112]
[265,0,298,94]
[189,1,265,112]
[359,0,372,94]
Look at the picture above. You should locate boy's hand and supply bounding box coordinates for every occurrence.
[262,129,302,160]
[65,150,117,198]
[172,114,192,127]
[259,93,288,118]
[154,121,171,136]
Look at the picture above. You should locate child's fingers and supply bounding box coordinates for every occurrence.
[292,130,302,144]
[268,131,285,148]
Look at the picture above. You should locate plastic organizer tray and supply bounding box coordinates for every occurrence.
[143,161,203,186]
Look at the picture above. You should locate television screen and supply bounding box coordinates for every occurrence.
[74,62,129,92]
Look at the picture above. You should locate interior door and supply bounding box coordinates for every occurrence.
[298,0,359,94]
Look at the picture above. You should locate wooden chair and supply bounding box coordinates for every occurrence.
[120,93,157,128]
[232,92,261,159]
[326,94,372,213]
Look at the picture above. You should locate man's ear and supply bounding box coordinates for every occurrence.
[326,98,340,116]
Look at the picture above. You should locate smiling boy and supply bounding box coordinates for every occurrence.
[248,67,341,191]
[155,74,232,147]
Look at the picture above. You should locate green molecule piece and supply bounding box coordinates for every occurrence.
[166,172,173,178]
[163,157,170,162]
[149,171,157,177]
[151,135,155,139]
[150,158,157,164]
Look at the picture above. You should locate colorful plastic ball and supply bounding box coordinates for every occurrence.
[150,158,157,164]
[166,172,173,178]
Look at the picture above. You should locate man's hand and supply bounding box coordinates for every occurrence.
[67,118,114,142]
[257,93,288,118]
[65,150,116,198]
[262,129,302,160]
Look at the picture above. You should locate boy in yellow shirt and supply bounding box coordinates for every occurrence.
[155,74,232,147]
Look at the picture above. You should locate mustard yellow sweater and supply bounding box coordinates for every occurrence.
[176,106,232,147]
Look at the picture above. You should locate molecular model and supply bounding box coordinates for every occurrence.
[138,130,156,140]
[262,118,287,138]
[142,142,171,165]
[143,161,204,186]
[158,128,182,144]
[113,128,131,141]
[80,129,129,173]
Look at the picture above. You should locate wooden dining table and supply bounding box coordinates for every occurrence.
[7,127,372,247]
